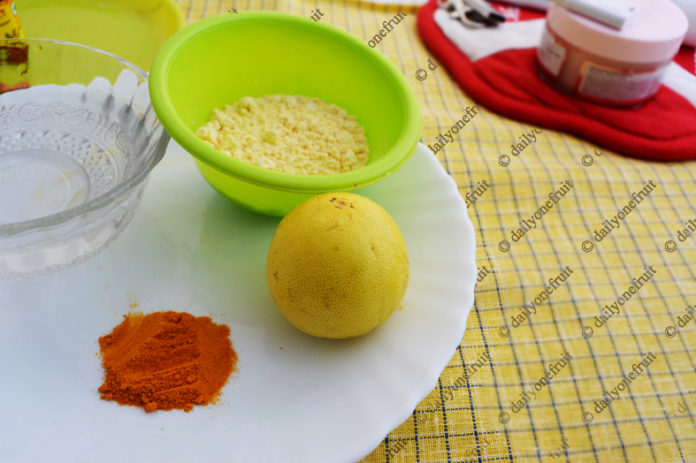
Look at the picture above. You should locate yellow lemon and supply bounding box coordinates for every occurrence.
[266,192,409,339]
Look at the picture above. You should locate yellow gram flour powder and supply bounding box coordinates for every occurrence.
[196,95,369,175]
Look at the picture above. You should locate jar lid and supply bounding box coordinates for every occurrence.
[547,0,688,63]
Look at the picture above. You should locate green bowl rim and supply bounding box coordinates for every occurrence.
[149,11,421,192]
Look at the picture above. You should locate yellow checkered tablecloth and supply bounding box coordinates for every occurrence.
[178,1,696,461]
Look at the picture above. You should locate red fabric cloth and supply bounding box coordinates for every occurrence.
[417,0,696,160]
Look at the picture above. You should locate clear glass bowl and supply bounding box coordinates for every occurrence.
[0,39,169,279]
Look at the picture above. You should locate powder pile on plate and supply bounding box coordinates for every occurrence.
[98,311,237,413]
[196,94,369,175]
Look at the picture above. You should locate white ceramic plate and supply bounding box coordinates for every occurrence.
[0,142,476,463]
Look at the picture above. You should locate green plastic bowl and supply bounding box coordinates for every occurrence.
[149,12,421,216]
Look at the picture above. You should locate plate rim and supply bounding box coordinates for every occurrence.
[347,143,477,462]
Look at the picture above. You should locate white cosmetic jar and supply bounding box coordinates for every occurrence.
[537,0,688,107]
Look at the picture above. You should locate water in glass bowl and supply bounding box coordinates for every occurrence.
[0,64,167,279]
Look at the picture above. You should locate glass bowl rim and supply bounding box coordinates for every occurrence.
[0,38,168,236]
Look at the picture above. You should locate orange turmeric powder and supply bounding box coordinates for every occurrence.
[98,311,237,413]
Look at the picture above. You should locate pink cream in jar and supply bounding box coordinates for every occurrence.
[537,0,688,107]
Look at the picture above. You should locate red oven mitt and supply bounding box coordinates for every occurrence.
[417,0,696,160]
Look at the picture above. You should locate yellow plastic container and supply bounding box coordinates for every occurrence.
[14,0,184,70]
